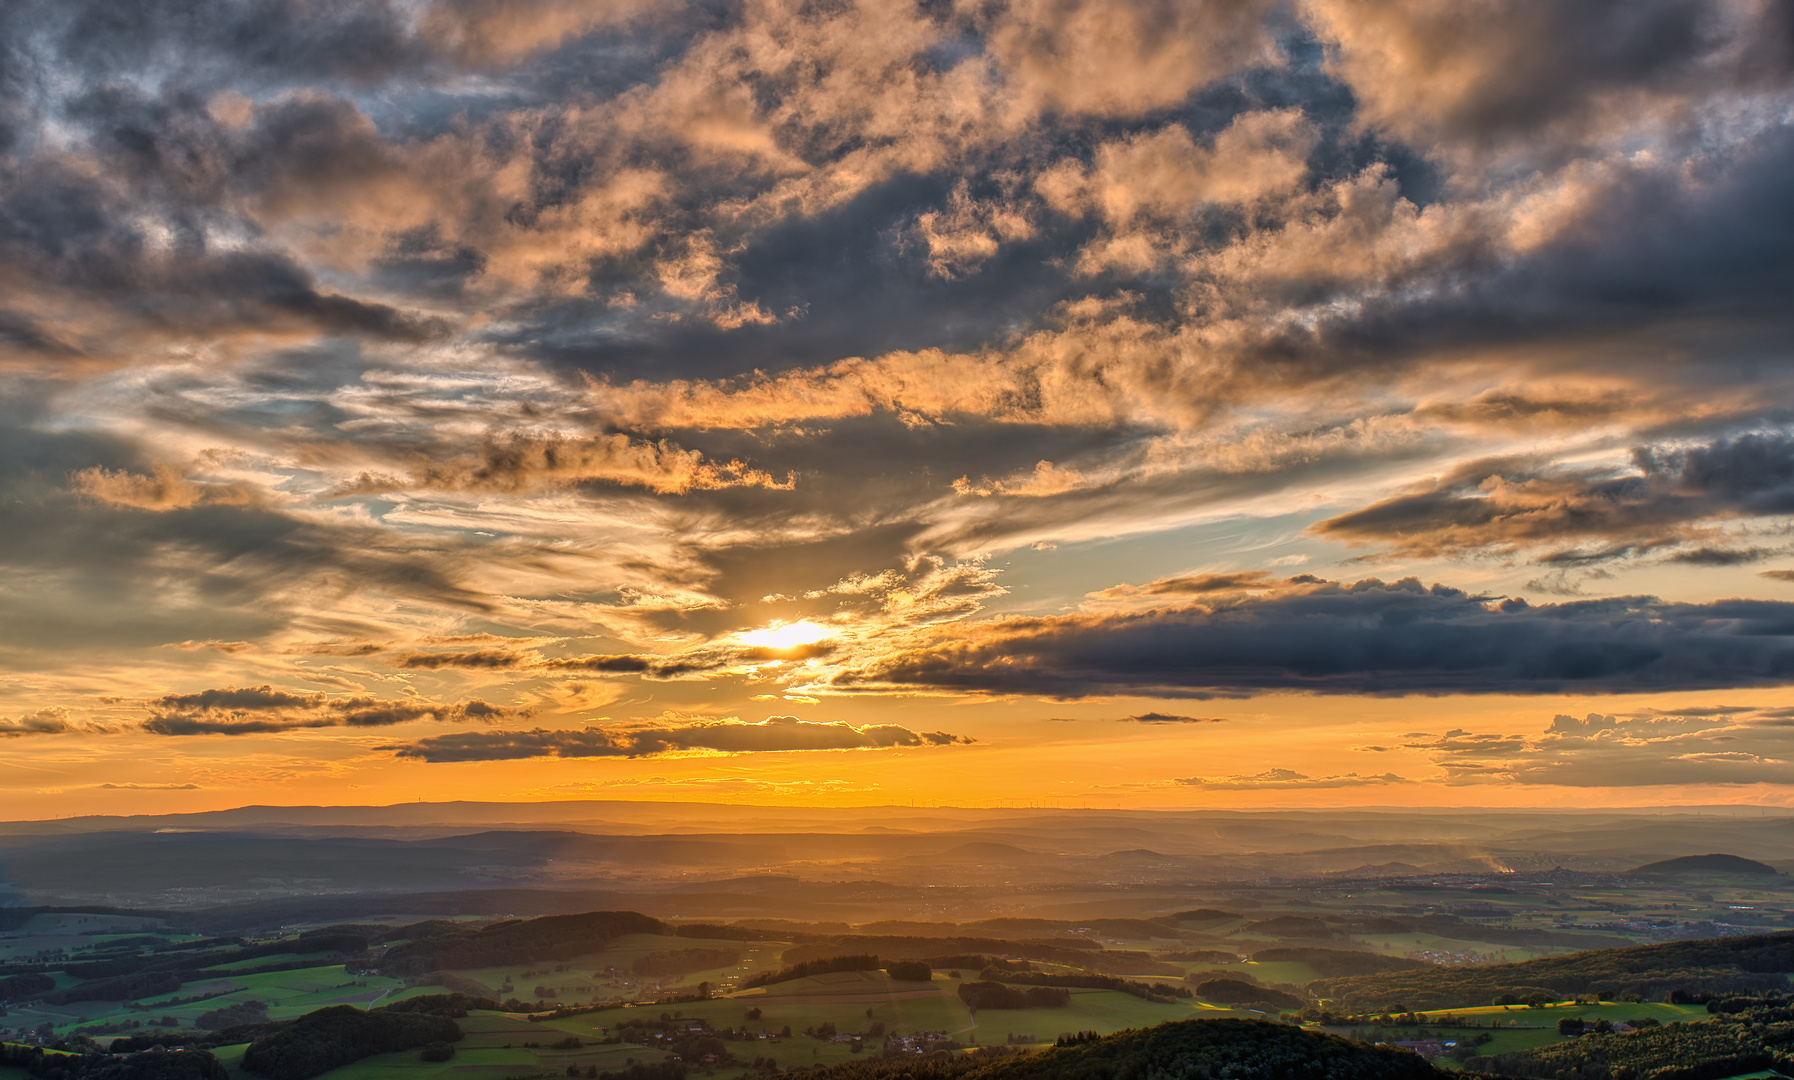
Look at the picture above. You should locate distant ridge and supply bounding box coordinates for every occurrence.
[1629,853,1778,876]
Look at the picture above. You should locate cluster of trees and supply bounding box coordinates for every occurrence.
[1248,949,1429,979]
[977,968,1189,1003]
[955,982,1071,1010]
[379,993,499,1017]
[1308,932,1794,1012]
[1,1042,228,1080]
[192,1002,266,1031]
[1242,917,1335,940]
[1158,950,1239,964]
[777,937,1177,977]
[630,949,741,978]
[5,928,374,1010]
[612,1017,731,1064]
[1190,979,1306,1011]
[45,974,182,1007]
[742,955,881,989]
[971,1018,1445,1080]
[239,1004,461,1080]
[885,961,933,982]
[1465,994,1794,1080]
[1166,909,1241,924]
[377,911,665,976]
[0,974,56,1002]
[63,932,368,983]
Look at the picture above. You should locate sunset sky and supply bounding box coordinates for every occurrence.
[5,0,1794,816]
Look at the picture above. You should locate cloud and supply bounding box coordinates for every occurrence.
[97,783,201,790]
[396,650,531,670]
[1121,713,1227,724]
[842,574,1794,697]
[343,432,796,497]
[385,714,974,762]
[982,0,1277,118]
[1413,709,1794,787]
[143,686,527,736]
[72,465,261,512]
[1176,769,1409,790]
[0,708,72,737]
[1314,432,1794,563]
[1303,0,1790,154]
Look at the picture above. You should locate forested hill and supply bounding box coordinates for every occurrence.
[1629,854,1778,877]
[796,1020,1448,1080]
[1308,932,1794,1012]
[378,911,668,975]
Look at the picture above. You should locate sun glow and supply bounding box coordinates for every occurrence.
[738,620,832,649]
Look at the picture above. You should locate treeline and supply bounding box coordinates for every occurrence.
[976,968,1190,1003]
[1465,993,1794,1080]
[631,948,741,978]
[1190,979,1306,1010]
[671,924,783,943]
[742,955,880,989]
[105,995,493,1058]
[63,931,368,981]
[778,937,1179,977]
[239,1004,461,1080]
[10,929,373,1008]
[379,911,666,976]
[1308,932,1794,1012]
[1,1042,228,1080]
[16,925,371,1011]
[1158,950,1239,963]
[47,973,183,1006]
[1249,949,1429,979]
[1347,914,1621,952]
[955,982,1071,1010]
[971,1018,1445,1080]
[0,973,55,1001]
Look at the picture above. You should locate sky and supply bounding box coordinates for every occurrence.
[5,0,1794,817]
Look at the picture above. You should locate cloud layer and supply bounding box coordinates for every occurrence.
[385,715,973,762]
[0,0,1791,800]
[845,575,1794,697]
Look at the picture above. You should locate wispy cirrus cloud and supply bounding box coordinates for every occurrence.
[1176,769,1410,790]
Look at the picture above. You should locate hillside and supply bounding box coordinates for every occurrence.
[1307,932,1794,1012]
[1629,853,1778,876]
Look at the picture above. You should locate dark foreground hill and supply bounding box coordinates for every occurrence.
[799,1019,1448,1080]
[1629,853,1778,876]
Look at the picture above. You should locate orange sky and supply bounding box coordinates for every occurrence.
[4,0,1794,817]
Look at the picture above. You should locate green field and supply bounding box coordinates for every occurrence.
[6,963,408,1038]
[1321,1000,1718,1070]
[434,933,792,1004]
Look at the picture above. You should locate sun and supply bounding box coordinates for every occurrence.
[738,620,832,649]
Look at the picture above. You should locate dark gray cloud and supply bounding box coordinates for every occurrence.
[143,687,525,735]
[1308,0,1791,148]
[847,574,1794,698]
[1315,431,1794,561]
[385,715,974,762]
[1121,713,1227,724]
